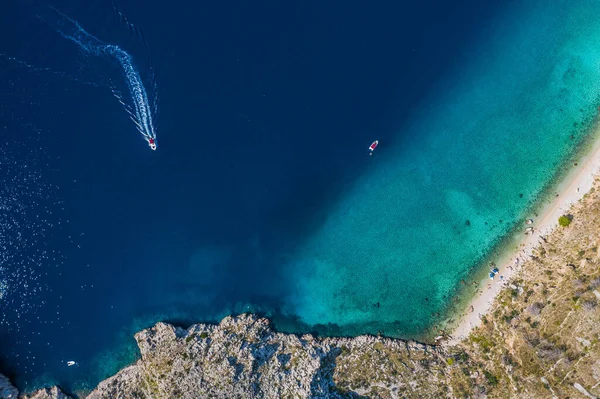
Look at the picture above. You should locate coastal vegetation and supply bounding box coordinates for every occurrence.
[558,214,572,227]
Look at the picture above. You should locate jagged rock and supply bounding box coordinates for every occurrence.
[0,376,72,399]
[0,374,18,399]
[21,386,71,399]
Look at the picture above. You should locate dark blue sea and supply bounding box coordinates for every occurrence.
[4,0,600,394]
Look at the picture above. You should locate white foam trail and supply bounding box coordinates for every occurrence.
[50,8,158,147]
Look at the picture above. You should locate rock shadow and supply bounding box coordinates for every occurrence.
[309,347,368,399]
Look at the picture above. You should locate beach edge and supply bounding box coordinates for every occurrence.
[446,124,600,346]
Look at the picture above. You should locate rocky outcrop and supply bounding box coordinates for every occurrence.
[20,386,71,399]
[0,375,71,399]
[84,314,453,399]
[0,374,18,399]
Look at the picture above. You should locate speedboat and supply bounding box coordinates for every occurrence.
[148,138,157,151]
[368,140,379,154]
[67,361,76,366]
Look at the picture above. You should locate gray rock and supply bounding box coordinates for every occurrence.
[0,374,18,399]
[21,386,71,399]
[85,313,447,399]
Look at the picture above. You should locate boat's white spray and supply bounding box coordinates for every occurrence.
[49,8,158,149]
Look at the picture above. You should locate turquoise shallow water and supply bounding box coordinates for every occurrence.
[282,0,600,338]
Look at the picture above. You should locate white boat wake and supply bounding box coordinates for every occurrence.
[46,7,159,150]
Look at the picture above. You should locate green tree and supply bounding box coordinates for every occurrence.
[558,215,571,227]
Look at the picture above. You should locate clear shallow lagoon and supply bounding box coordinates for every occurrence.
[2,0,600,394]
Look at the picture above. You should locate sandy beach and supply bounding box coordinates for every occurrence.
[447,128,600,346]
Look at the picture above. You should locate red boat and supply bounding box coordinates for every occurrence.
[368,140,379,154]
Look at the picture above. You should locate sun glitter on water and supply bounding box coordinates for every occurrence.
[0,120,66,330]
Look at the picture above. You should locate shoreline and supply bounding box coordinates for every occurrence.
[446,125,600,346]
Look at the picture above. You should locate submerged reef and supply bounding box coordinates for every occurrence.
[5,181,600,398]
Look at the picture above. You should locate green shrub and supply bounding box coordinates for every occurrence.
[558,215,572,227]
[185,334,196,343]
[446,358,455,366]
[483,370,499,386]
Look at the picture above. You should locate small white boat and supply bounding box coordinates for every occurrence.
[67,361,76,366]
[147,138,157,151]
[368,140,379,154]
